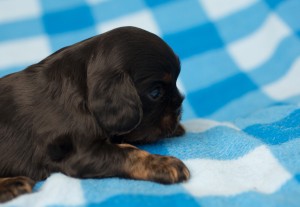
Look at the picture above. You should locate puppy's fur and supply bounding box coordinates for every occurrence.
[0,26,189,202]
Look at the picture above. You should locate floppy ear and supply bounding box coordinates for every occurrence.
[87,67,142,136]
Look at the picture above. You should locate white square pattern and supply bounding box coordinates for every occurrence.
[0,0,41,23]
[227,14,291,71]
[200,0,258,20]
[0,36,51,69]
[263,57,300,100]
[183,145,291,196]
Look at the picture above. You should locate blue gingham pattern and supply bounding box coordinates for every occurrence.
[1,0,300,206]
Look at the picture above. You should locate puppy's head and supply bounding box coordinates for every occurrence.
[87,27,184,143]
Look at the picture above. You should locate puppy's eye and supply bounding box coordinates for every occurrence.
[148,87,162,100]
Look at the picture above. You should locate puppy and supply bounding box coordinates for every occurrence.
[0,26,189,202]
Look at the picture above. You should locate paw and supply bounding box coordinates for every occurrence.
[0,176,35,203]
[123,146,190,184]
[145,154,190,184]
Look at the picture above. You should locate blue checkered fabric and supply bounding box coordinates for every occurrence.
[1,0,300,206]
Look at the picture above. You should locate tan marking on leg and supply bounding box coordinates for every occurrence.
[117,143,138,149]
[119,145,190,184]
[0,176,35,203]
[123,148,150,180]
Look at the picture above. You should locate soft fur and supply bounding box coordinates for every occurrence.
[0,26,189,202]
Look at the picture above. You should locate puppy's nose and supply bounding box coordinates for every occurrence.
[175,107,182,117]
[173,93,184,106]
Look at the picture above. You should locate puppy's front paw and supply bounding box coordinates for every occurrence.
[0,176,35,203]
[145,154,190,184]
[121,144,190,184]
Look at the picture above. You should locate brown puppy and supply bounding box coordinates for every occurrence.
[0,26,189,203]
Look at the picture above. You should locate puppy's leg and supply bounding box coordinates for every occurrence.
[63,143,190,184]
[118,144,190,184]
[0,176,35,203]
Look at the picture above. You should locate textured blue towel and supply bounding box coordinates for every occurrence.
[1,0,300,206]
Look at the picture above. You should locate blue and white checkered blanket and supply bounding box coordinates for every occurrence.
[1,0,300,206]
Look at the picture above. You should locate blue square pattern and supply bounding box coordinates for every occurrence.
[187,72,258,117]
[180,49,240,92]
[296,174,300,183]
[152,0,208,35]
[143,0,174,8]
[0,18,44,42]
[48,27,97,51]
[264,0,285,9]
[270,138,300,174]
[42,4,95,35]
[40,0,86,12]
[163,23,224,59]
[209,90,276,121]
[244,109,300,145]
[93,194,199,207]
[276,0,300,31]
[215,1,270,43]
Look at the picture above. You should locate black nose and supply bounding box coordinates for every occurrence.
[175,107,182,117]
[173,87,184,104]
[172,88,184,116]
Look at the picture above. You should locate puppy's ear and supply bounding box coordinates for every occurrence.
[87,67,142,135]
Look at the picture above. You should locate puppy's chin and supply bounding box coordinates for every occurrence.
[111,114,185,144]
[171,124,185,137]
